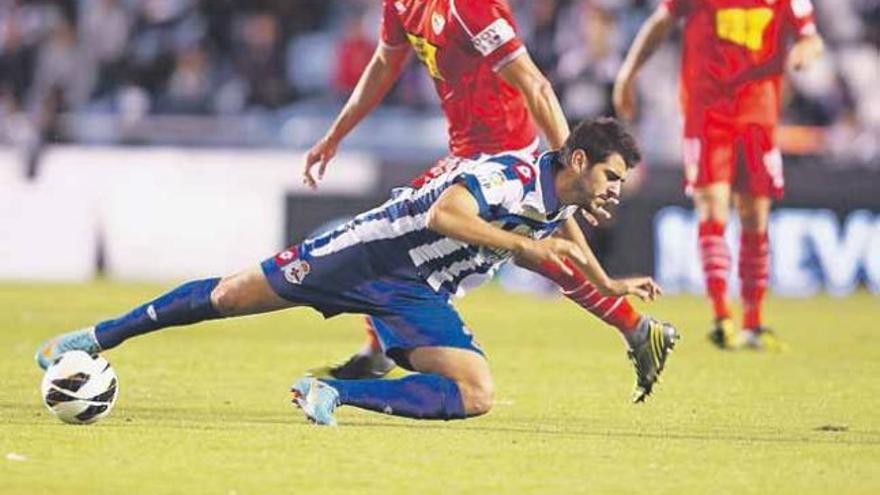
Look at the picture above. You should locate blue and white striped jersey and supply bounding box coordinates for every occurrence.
[301,151,578,296]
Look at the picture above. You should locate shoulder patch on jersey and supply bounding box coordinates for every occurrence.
[471,18,515,56]
[282,259,311,285]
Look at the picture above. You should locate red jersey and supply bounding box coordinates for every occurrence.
[662,0,817,126]
[381,0,537,157]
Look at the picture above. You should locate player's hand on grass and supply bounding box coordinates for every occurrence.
[303,136,339,189]
[605,277,663,302]
[513,238,587,277]
[612,76,637,121]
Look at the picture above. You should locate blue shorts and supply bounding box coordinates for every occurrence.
[260,241,484,369]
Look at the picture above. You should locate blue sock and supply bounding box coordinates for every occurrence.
[323,373,467,420]
[94,278,222,350]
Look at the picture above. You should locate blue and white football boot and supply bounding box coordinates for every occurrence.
[35,327,102,370]
[290,377,341,426]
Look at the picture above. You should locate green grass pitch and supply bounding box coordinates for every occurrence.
[1,282,878,494]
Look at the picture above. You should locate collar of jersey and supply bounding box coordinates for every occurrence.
[538,151,561,214]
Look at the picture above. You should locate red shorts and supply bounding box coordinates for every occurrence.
[682,117,784,199]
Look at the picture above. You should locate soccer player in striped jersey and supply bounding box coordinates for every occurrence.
[304,0,656,380]
[36,119,680,424]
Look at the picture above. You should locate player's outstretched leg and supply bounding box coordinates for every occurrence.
[626,317,681,403]
[35,267,291,369]
[291,347,488,426]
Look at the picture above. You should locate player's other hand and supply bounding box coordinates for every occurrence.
[612,76,637,121]
[580,197,619,226]
[605,277,663,302]
[303,136,339,190]
[513,238,588,277]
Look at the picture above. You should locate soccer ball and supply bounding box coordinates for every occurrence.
[41,350,119,425]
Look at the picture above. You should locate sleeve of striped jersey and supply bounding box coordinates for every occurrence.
[659,0,690,18]
[787,0,818,38]
[380,0,408,49]
[451,0,525,72]
[455,167,525,218]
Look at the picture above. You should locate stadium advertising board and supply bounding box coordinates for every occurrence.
[654,207,880,296]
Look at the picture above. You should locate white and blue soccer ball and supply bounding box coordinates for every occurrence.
[41,351,119,425]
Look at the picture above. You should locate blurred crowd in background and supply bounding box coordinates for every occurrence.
[0,0,877,166]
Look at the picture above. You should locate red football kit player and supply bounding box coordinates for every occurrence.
[303,0,670,397]
[615,0,824,349]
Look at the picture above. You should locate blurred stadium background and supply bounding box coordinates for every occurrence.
[1,0,878,295]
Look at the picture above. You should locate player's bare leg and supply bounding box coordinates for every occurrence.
[36,266,296,369]
[291,346,488,425]
[734,193,785,351]
[210,266,294,317]
[695,183,738,349]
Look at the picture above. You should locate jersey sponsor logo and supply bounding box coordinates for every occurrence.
[514,164,535,185]
[471,18,515,56]
[406,33,444,80]
[715,7,774,51]
[282,259,311,285]
[432,11,445,34]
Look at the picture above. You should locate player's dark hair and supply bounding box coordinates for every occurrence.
[560,117,641,169]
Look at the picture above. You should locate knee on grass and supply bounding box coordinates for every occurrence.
[458,378,495,417]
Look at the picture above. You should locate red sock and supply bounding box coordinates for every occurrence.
[698,220,731,320]
[538,260,641,333]
[362,316,383,353]
[740,230,769,331]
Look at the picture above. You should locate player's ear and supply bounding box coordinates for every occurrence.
[570,149,588,173]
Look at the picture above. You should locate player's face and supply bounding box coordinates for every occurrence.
[567,150,628,215]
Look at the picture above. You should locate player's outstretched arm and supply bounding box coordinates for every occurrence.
[426,184,586,276]
[303,45,410,189]
[498,52,569,150]
[613,7,675,121]
[553,216,662,302]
